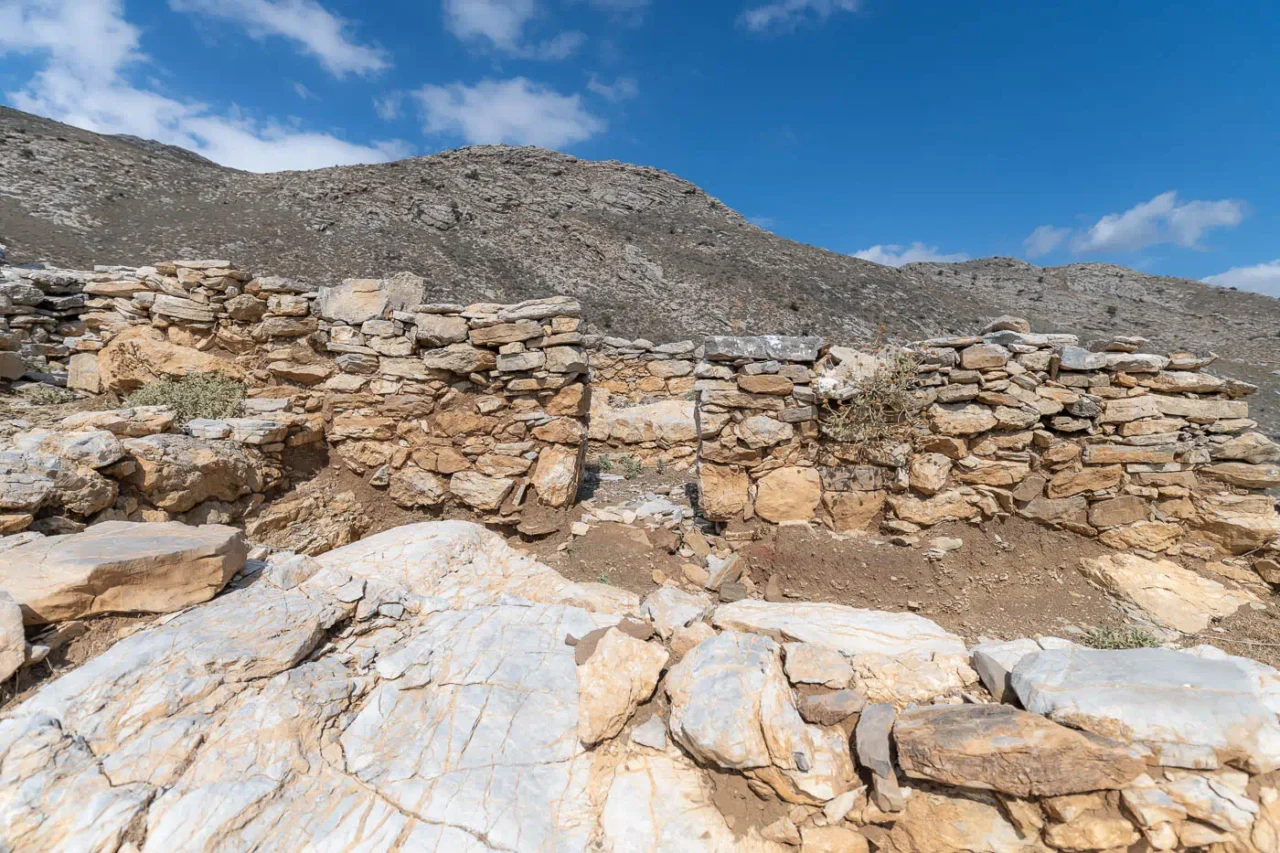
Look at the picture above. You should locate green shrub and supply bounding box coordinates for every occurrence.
[619,455,642,480]
[1083,626,1160,650]
[125,373,245,424]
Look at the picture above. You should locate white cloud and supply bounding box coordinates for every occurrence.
[1,0,406,172]
[442,0,583,59]
[1071,191,1246,253]
[169,0,388,76]
[1203,260,1280,298]
[748,215,776,229]
[853,242,969,267]
[586,74,638,101]
[292,81,318,100]
[373,92,403,121]
[1023,224,1070,258]
[414,78,605,148]
[740,0,860,32]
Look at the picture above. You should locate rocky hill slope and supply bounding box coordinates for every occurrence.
[2,105,1277,433]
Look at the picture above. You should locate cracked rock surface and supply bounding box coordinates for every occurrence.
[0,521,646,851]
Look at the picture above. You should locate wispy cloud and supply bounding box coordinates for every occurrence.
[1028,191,1248,259]
[853,242,968,267]
[1023,224,1070,258]
[169,0,388,76]
[1,0,406,171]
[740,0,860,32]
[443,0,584,59]
[373,92,403,121]
[1074,191,1246,253]
[748,215,777,229]
[413,78,605,148]
[1204,260,1280,298]
[586,74,638,101]
[292,81,318,100]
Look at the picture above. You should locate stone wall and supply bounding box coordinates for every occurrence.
[5,257,1276,570]
[696,321,1280,570]
[58,261,590,523]
[0,264,97,383]
[585,335,702,470]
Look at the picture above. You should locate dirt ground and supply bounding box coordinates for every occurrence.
[741,517,1125,644]
[535,464,1280,666]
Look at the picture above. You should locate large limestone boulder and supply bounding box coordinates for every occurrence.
[59,406,176,437]
[589,399,698,444]
[713,601,976,706]
[893,704,1144,797]
[0,522,646,850]
[879,788,1043,852]
[388,467,449,508]
[1193,506,1280,555]
[98,326,245,393]
[753,466,822,523]
[928,403,998,436]
[823,490,886,532]
[420,343,497,374]
[713,600,967,657]
[449,471,514,510]
[124,434,265,513]
[0,450,117,517]
[313,521,639,613]
[1212,432,1280,464]
[1079,553,1254,634]
[244,481,371,556]
[532,443,584,507]
[1012,646,1280,772]
[11,428,125,469]
[0,521,246,625]
[699,463,749,521]
[316,277,414,324]
[664,630,857,804]
[888,490,981,525]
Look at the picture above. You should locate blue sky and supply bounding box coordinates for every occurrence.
[1,0,1278,295]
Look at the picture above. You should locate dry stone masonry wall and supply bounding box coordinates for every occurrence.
[695,319,1280,583]
[586,335,702,470]
[3,257,1277,584]
[33,260,591,526]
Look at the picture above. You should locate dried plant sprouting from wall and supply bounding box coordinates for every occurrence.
[817,347,924,461]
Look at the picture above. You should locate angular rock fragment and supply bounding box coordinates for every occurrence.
[577,628,668,745]
[0,521,246,625]
[893,704,1144,797]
